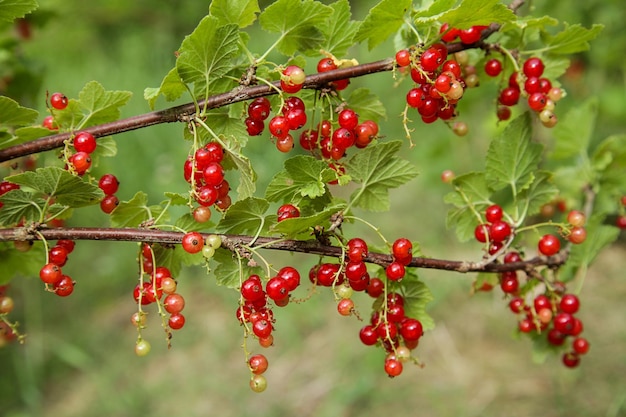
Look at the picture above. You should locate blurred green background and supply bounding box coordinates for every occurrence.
[1,1,626,416]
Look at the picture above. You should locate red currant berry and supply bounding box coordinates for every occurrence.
[484,59,502,77]
[269,116,289,139]
[299,129,318,151]
[459,26,483,44]
[553,312,575,334]
[440,23,460,42]
[499,87,520,106]
[392,238,412,262]
[366,277,384,298]
[386,261,405,281]
[562,352,580,368]
[241,276,265,302]
[315,263,342,287]
[50,92,69,110]
[523,57,545,78]
[400,318,423,341]
[278,266,300,292]
[43,115,58,130]
[252,319,273,339]
[359,325,378,345]
[420,48,443,72]
[100,195,119,214]
[384,358,403,377]
[572,337,590,355]
[509,297,525,314]
[40,262,62,285]
[500,272,519,294]
[69,152,92,175]
[280,65,305,94]
[73,132,97,154]
[559,294,580,314]
[338,109,359,130]
[203,162,225,186]
[164,293,185,314]
[496,105,511,121]
[266,276,288,301]
[98,174,119,195]
[568,226,587,244]
[53,275,74,296]
[489,220,511,243]
[248,97,271,121]
[245,118,264,136]
[337,298,354,316]
[277,203,300,221]
[395,49,411,67]
[249,354,269,375]
[182,231,204,254]
[528,92,548,112]
[317,58,337,73]
[485,204,503,223]
[538,234,561,256]
[168,313,185,330]
[49,245,69,266]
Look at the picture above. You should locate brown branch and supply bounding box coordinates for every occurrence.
[0,226,566,274]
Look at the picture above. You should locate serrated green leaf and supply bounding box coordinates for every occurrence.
[347,88,386,122]
[91,136,117,160]
[0,189,44,225]
[0,126,50,150]
[413,0,456,21]
[6,167,103,207]
[516,171,558,218]
[438,0,515,30]
[592,134,626,189]
[270,204,346,239]
[211,247,262,288]
[265,155,334,202]
[164,192,189,206]
[356,0,411,50]
[401,270,435,331]
[543,23,603,54]
[0,96,38,127]
[551,97,597,160]
[485,113,542,194]
[259,0,332,56]
[444,172,491,241]
[110,191,164,228]
[0,241,45,282]
[225,146,256,200]
[144,67,187,110]
[69,81,132,128]
[210,0,260,28]
[176,16,240,97]
[319,0,360,57]
[205,108,247,139]
[0,0,38,23]
[559,217,620,282]
[344,141,419,212]
[216,197,271,235]
[503,15,558,31]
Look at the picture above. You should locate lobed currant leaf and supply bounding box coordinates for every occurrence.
[216,197,272,235]
[144,67,187,110]
[265,155,336,202]
[259,0,332,56]
[0,126,50,150]
[0,96,38,128]
[398,270,435,331]
[319,0,361,57]
[175,16,240,98]
[6,167,103,208]
[210,247,262,288]
[270,204,346,239]
[209,0,260,28]
[444,172,491,242]
[552,97,598,160]
[0,242,45,283]
[164,192,189,206]
[0,0,37,23]
[0,190,45,226]
[347,88,387,123]
[356,0,412,50]
[344,141,419,212]
[516,171,558,218]
[591,134,626,194]
[412,0,456,22]
[542,23,604,54]
[485,112,542,194]
[54,81,132,129]
[438,0,515,30]
[110,191,165,228]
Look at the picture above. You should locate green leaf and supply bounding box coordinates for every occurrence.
[551,97,597,160]
[259,0,333,56]
[72,81,132,128]
[543,23,603,54]
[485,113,542,194]
[0,242,45,282]
[356,0,411,50]
[319,0,361,57]
[210,0,260,28]
[211,248,262,288]
[265,155,335,202]
[444,172,491,241]
[270,204,346,239]
[176,16,240,96]
[91,136,117,159]
[401,270,435,331]
[347,88,386,122]
[413,0,456,21]
[516,171,558,218]
[110,192,164,228]
[344,141,419,212]
[0,126,50,150]
[6,167,103,207]
[216,197,271,235]
[0,96,38,127]
[0,190,44,225]
[164,192,189,206]
[438,0,515,29]
[592,134,626,190]
[0,0,38,23]
[224,145,256,200]
[144,67,187,110]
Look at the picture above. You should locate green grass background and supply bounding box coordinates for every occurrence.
[2,1,626,416]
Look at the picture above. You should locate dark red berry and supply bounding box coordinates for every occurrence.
[98,174,120,195]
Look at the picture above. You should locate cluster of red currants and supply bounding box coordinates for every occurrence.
[396,42,468,124]
[98,173,120,214]
[439,23,490,45]
[492,56,563,127]
[41,91,68,131]
[473,204,514,255]
[183,142,231,212]
[66,131,97,175]
[38,239,76,296]
[134,246,185,331]
[509,291,589,368]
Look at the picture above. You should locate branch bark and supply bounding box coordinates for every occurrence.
[0,226,566,274]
